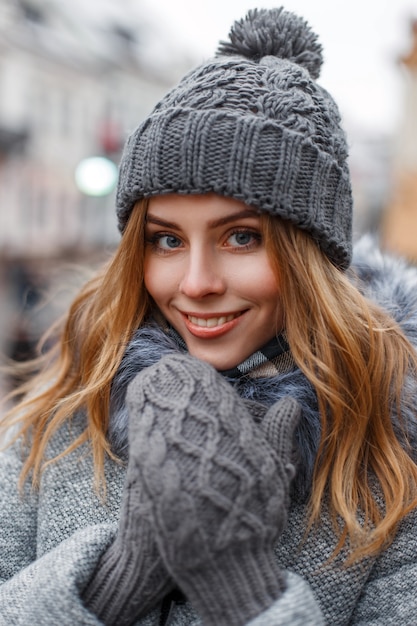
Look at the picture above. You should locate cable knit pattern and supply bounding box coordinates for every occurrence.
[125,354,300,626]
[116,8,352,269]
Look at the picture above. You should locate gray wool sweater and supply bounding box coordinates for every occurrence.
[1,236,417,626]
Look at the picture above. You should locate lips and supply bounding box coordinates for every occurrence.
[181,311,245,338]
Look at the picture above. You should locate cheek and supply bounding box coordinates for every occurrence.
[143,256,165,304]
[262,271,281,301]
[242,260,280,302]
[144,255,180,309]
[251,263,283,325]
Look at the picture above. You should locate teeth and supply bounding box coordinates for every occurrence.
[188,314,238,327]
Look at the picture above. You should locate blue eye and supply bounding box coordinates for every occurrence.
[231,232,252,246]
[145,232,183,254]
[158,235,182,249]
[227,230,261,248]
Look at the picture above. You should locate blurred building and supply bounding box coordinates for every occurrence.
[348,129,393,239]
[0,0,192,378]
[0,0,190,256]
[381,18,417,261]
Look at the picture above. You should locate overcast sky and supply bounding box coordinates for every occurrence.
[137,0,416,136]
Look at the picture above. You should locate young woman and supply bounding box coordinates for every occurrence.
[1,7,417,626]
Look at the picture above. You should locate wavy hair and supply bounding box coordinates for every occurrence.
[1,199,150,492]
[2,200,417,561]
[263,215,417,560]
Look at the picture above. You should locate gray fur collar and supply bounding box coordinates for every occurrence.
[108,235,417,493]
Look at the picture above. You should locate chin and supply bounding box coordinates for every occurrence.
[187,348,242,371]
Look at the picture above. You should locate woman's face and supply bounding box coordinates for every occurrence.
[144,193,284,370]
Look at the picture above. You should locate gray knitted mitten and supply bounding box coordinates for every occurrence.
[82,448,173,622]
[126,353,300,626]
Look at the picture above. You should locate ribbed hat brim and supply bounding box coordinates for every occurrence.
[116,108,352,269]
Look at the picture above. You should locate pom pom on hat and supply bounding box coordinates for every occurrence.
[216,7,323,79]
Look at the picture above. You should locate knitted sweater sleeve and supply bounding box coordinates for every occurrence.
[0,444,116,625]
[350,504,417,625]
[247,572,324,626]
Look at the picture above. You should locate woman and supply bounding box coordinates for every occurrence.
[1,7,417,625]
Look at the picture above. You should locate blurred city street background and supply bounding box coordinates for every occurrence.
[1,0,417,396]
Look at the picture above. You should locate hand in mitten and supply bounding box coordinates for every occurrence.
[82,429,174,623]
[126,353,300,626]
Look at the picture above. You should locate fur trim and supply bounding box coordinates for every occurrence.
[350,234,417,348]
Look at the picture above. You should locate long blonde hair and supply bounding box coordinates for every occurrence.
[1,199,150,490]
[2,200,417,561]
[263,215,417,560]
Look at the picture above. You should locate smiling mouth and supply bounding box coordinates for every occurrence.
[186,312,243,328]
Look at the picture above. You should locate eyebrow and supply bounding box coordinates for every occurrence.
[145,209,258,229]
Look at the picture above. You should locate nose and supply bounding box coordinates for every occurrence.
[179,247,226,299]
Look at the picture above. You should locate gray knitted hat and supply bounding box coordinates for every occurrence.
[116,7,353,269]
